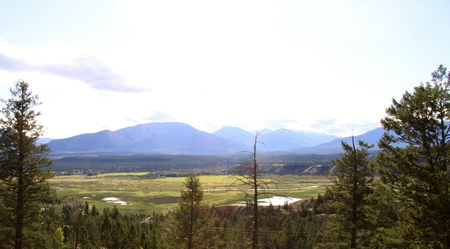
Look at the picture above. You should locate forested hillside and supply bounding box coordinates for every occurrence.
[50,153,339,176]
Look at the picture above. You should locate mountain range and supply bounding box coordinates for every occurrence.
[46,122,385,156]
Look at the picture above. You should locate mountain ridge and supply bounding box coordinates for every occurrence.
[47,122,384,155]
[48,122,250,155]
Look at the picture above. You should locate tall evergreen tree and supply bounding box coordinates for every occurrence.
[376,64,450,247]
[0,81,55,249]
[165,172,215,249]
[317,137,374,248]
[100,208,113,248]
[364,181,406,247]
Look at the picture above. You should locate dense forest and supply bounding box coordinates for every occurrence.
[1,65,450,248]
[49,153,338,176]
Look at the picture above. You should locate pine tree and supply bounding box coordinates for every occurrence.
[100,208,113,248]
[376,64,450,247]
[79,215,101,249]
[317,137,374,248]
[364,182,406,247]
[165,172,215,249]
[0,81,55,249]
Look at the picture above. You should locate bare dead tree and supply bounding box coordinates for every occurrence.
[228,133,277,249]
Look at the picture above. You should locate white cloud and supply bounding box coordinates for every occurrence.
[145,111,175,122]
[2,1,449,139]
[0,48,146,93]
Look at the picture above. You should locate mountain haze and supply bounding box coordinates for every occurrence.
[47,122,383,155]
[257,128,338,151]
[213,126,256,147]
[292,127,386,154]
[214,127,338,151]
[48,122,249,155]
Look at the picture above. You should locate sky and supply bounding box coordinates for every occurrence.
[0,0,449,139]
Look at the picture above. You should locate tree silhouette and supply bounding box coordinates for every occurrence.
[0,81,55,249]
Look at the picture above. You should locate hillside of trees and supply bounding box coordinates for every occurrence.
[1,65,450,248]
[49,153,339,176]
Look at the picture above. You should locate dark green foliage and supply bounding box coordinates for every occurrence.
[79,215,101,249]
[164,172,216,249]
[0,81,58,249]
[376,64,450,247]
[317,138,374,248]
[210,195,327,248]
[364,182,407,247]
[56,199,164,248]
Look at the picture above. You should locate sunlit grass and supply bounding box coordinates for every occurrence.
[50,174,329,214]
[97,172,150,177]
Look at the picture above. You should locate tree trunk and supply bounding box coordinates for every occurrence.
[252,136,258,249]
[350,137,357,248]
[15,168,24,249]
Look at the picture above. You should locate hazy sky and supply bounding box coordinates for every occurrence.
[1,0,449,139]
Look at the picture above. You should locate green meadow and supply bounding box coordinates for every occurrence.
[50,174,330,214]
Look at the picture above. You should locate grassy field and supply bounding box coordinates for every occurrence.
[49,174,330,214]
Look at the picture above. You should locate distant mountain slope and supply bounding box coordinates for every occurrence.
[48,130,127,152]
[48,122,250,155]
[37,137,53,144]
[293,127,385,154]
[214,127,338,152]
[47,122,386,156]
[258,128,338,151]
[256,128,275,136]
[213,126,257,147]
